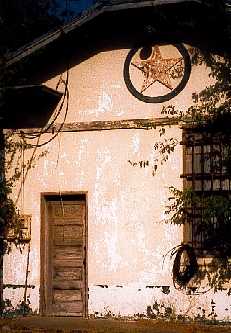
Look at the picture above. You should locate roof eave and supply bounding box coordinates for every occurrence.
[4,0,202,68]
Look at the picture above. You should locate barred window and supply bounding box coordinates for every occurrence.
[182,128,231,256]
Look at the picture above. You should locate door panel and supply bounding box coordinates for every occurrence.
[43,199,87,316]
[53,225,83,246]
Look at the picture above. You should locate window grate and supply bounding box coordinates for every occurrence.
[182,129,231,255]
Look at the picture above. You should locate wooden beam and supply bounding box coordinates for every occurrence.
[14,117,179,134]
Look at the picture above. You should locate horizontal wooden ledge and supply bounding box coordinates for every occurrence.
[8,117,179,134]
[181,173,231,180]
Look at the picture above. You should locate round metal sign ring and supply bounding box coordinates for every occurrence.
[123,43,191,103]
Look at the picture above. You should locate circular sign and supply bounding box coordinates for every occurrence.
[123,43,191,103]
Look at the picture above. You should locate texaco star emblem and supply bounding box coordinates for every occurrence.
[132,46,183,92]
[123,44,191,103]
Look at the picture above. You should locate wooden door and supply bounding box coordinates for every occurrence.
[43,199,87,316]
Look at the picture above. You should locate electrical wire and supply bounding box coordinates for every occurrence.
[163,243,213,295]
[23,66,69,140]
[16,85,68,204]
[23,79,66,139]
[16,59,70,205]
[172,244,198,287]
[15,135,41,206]
[22,70,69,141]
[15,6,71,305]
[21,0,71,141]
[33,84,69,147]
[23,241,31,304]
[21,69,69,148]
[55,133,65,217]
[21,140,25,214]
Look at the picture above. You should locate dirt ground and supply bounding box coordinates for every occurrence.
[1,317,231,333]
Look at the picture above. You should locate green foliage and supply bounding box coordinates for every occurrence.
[147,301,176,320]
[198,257,231,293]
[146,299,221,323]
[164,49,231,127]
[159,49,231,291]
[166,187,231,254]
[0,132,47,254]
[165,187,196,225]
[165,187,231,291]
[154,138,179,164]
[1,298,33,318]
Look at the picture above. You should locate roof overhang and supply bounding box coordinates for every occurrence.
[4,0,206,68]
[0,85,63,128]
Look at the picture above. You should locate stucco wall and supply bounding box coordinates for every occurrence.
[46,48,209,122]
[4,46,231,319]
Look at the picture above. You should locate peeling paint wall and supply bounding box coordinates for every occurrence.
[4,47,231,319]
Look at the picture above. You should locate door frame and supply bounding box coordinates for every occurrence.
[40,191,88,317]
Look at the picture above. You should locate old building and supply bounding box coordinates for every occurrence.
[2,0,231,320]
